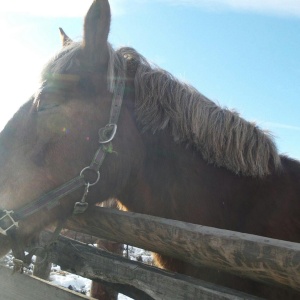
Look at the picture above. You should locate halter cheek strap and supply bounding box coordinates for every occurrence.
[0,64,126,269]
[73,66,125,213]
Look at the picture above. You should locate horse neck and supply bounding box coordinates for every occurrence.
[120,128,300,236]
[116,83,300,238]
[117,80,235,222]
[118,123,228,223]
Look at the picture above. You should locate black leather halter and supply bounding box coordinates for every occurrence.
[0,70,126,267]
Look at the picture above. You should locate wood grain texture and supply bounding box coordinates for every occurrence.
[37,231,260,300]
[0,265,92,300]
[65,207,300,291]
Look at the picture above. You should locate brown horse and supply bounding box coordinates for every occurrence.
[0,0,300,299]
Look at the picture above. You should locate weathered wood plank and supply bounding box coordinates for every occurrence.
[38,231,261,300]
[65,207,300,291]
[0,265,92,300]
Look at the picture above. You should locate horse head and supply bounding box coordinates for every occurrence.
[0,0,140,257]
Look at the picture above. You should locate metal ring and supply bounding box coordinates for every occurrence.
[80,167,100,186]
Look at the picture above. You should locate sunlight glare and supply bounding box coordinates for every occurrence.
[0,20,44,130]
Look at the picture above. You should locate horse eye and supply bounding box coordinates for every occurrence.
[37,103,60,112]
[77,77,96,96]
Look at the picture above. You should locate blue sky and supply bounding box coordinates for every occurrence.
[0,0,300,159]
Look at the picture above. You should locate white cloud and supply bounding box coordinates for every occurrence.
[264,122,300,132]
[0,20,44,130]
[163,0,300,17]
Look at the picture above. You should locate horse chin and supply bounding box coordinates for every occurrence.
[0,234,11,258]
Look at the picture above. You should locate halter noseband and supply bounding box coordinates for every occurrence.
[0,69,126,268]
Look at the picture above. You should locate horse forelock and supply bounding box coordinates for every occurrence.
[41,42,82,80]
[40,42,122,95]
[40,43,282,177]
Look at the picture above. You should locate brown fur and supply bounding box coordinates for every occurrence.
[43,43,281,177]
[0,1,300,299]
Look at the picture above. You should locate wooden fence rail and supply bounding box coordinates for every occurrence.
[35,231,260,300]
[64,207,300,291]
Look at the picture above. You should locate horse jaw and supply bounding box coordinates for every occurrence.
[0,0,115,255]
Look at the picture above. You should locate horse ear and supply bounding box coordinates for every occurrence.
[83,0,111,67]
[59,28,73,47]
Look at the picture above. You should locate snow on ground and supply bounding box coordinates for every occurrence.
[50,265,91,296]
[0,245,152,300]
[118,294,133,300]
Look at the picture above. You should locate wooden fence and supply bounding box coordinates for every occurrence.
[36,231,261,300]
[65,207,300,291]
[1,207,300,299]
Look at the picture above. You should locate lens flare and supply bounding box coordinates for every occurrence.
[62,127,69,134]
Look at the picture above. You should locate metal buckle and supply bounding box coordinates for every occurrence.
[73,183,90,214]
[98,124,117,144]
[73,202,89,214]
[80,167,100,186]
[0,210,19,235]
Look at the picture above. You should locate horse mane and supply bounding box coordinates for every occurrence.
[41,43,282,177]
[114,47,282,177]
